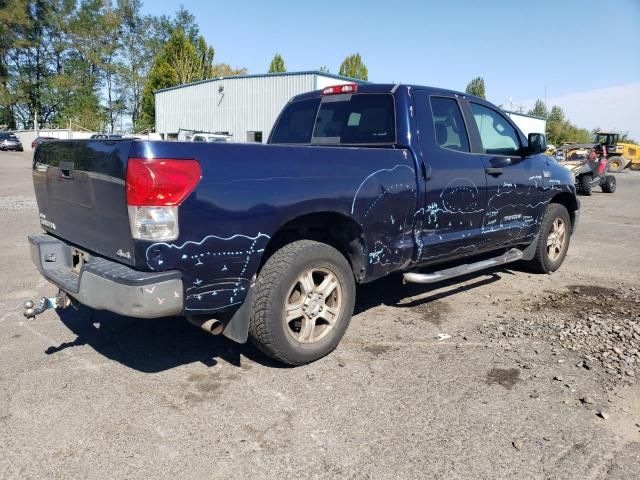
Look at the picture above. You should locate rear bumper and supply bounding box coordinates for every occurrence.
[29,233,183,318]
[0,144,23,151]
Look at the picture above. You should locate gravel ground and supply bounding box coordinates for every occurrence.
[0,150,639,479]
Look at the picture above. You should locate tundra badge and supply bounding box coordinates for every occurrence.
[39,213,56,230]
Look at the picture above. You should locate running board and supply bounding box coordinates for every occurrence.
[403,248,524,284]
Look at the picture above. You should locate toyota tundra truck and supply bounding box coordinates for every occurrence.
[27,83,579,365]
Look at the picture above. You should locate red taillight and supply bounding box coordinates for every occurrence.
[126,158,201,206]
[322,83,358,95]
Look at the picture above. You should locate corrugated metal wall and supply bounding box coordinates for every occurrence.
[155,73,350,142]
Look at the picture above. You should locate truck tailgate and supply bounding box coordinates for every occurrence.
[32,140,135,266]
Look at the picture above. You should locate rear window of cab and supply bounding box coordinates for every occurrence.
[270,93,396,145]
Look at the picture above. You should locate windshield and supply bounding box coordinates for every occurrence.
[270,93,396,145]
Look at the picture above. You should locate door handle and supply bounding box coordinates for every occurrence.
[485,167,503,176]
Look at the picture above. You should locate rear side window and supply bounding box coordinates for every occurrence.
[270,94,396,145]
[312,94,395,145]
[470,103,520,156]
[270,98,321,144]
[429,97,470,152]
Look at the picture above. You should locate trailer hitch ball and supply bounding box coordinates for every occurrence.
[23,291,70,319]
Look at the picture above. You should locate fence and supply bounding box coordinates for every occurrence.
[11,128,96,152]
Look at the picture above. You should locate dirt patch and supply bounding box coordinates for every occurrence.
[404,300,451,327]
[486,368,520,389]
[363,344,392,356]
[185,370,241,402]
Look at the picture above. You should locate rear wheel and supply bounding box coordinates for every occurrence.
[601,175,616,193]
[249,240,355,366]
[607,156,625,172]
[526,203,571,273]
[579,174,592,196]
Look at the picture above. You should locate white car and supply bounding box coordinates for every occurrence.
[191,133,232,143]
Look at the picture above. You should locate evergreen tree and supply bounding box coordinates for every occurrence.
[528,99,548,118]
[339,53,368,80]
[465,77,486,99]
[139,28,214,129]
[268,53,286,73]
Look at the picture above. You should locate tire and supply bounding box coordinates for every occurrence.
[578,174,592,196]
[601,175,616,193]
[526,203,571,274]
[249,240,356,366]
[630,163,640,171]
[607,156,625,172]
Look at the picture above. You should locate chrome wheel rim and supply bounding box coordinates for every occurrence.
[546,217,566,262]
[284,268,342,344]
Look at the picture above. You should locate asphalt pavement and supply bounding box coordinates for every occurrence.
[1,150,638,479]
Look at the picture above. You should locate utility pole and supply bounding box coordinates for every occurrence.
[34,111,39,137]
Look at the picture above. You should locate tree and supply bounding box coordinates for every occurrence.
[139,28,215,129]
[0,3,248,132]
[465,77,486,99]
[527,99,548,118]
[211,63,247,77]
[339,53,368,80]
[268,53,286,73]
[318,66,329,73]
[545,105,591,145]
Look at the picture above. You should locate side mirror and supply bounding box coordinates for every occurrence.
[527,133,547,155]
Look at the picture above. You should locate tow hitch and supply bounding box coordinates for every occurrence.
[23,290,72,319]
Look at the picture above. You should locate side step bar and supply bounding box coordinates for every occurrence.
[403,248,524,284]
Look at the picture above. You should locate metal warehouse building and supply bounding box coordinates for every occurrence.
[154,71,360,143]
[155,71,546,143]
[503,110,546,138]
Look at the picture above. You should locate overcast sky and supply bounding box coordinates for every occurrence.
[143,0,640,138]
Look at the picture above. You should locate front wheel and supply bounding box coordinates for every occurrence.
[526,203,571,273]
[578,174,593,196]
[249,240,356,366]
[607,156,625,172]
[601,175,616,193]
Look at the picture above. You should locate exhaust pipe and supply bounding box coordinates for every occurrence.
[187,316,224,335]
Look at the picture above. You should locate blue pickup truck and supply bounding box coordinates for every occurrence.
[27,83,579,365]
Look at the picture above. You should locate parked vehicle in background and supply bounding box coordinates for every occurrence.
[191,132,233,143]
[558,147,616,195]
[32,136,55,151]
[90,133,124,140]
[0,133,23,151]
[592,132,640,172]
[26,83,580,366]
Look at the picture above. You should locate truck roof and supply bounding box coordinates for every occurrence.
[290,83,480,102]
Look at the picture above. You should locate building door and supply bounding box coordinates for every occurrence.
[247,131,263,143]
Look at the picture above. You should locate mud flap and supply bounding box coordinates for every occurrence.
[221,283,254,344]
[521,235,539,261]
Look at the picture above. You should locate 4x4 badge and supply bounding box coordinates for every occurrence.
[116,249,131,260]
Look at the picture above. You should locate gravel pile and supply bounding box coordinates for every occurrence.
[481,285,640,388]
[0,196,37,212]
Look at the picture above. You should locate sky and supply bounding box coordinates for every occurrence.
[142,0,640,139]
